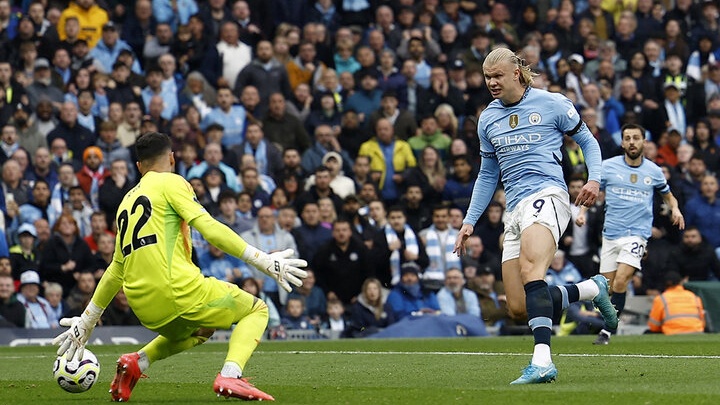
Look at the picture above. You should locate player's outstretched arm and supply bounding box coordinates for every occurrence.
[189,213,308,292]
[167,173,308,291]
[52,261,123,360]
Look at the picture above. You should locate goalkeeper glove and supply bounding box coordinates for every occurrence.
[52,301,103,361]
[243,246,308,292]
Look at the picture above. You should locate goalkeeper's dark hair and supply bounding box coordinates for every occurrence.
[136,132,172,163]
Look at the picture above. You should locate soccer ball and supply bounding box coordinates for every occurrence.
[53,349,100,393]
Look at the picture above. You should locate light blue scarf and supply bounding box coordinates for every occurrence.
[245,140,268,175]
[385,223,418,286]
[424,225,461,282]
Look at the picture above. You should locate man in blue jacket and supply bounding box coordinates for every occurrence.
[387,262,440,320]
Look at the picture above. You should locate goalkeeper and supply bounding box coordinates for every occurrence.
[53,132,307,402]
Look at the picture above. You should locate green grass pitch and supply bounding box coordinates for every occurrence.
[2,334,720,404]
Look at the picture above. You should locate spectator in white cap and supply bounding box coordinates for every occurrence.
[566,53,590,106]
[9,223,40,280]
[304,151,356,199]
[16,270,59,329]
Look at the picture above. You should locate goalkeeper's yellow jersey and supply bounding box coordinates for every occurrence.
[106,171,222,329]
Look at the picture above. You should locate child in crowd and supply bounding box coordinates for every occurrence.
[281,296,315,330]
[323,299,348,334]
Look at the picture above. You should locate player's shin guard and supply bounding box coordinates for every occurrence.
[525,280,553,344]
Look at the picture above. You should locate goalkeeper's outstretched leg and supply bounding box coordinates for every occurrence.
[214,299,272,401]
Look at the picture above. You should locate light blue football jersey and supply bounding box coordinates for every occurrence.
[601,155,669,240]
[477,87,591,211]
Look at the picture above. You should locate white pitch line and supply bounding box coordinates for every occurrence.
[256,350,720,360]
[3,350,720,360]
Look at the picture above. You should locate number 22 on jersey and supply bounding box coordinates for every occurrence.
[117,195,158,257]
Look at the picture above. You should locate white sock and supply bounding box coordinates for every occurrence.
[577,279,601,301]
[220,361,243,378]
[137,351,150,372]
[600,329,612,337]
[531,344,552,367]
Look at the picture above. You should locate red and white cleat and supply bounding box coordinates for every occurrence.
[109,353,147,402]
[213,374,275,401]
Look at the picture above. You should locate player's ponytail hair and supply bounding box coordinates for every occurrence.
[483,47,539,87]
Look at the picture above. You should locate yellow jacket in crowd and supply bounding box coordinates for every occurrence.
[358,138,416,189]
[57,1,109,49]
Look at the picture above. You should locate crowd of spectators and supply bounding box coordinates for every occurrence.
[1,0,720,337]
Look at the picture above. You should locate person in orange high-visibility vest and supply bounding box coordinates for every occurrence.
[648,271,705,335]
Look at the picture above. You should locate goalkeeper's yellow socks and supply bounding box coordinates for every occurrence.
[220,361,243,378]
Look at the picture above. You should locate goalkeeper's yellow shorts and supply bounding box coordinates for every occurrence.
[151,277,266,341]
